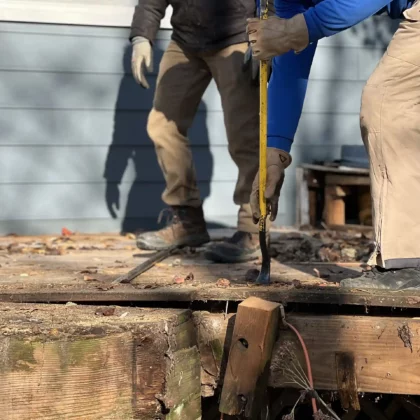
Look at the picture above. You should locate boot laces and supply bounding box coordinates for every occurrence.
[157,208,180,228]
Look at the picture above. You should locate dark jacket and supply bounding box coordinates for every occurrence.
[130,0,257,52]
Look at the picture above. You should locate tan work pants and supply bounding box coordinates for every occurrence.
[362,1,420,268]
[147,41,259,233]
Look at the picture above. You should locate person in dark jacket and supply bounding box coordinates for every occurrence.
[130,0,271,263]
[248,0,420,290]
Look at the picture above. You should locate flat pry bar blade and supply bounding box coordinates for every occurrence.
[256,217,270,285]
[112,245,179,285]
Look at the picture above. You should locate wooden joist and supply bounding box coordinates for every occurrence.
[195,312,420,397]
[219,297,280,417]
[0,303,201,420]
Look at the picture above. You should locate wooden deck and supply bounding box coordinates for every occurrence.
[1,231,420,309]
[3,231,420,417]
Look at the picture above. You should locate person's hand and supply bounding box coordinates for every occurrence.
[250,148,292,223]
[131,37,153,89]
[106,183,120,219]
[246,14,309,60]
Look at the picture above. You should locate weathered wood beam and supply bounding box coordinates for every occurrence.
[0,303,201,420]
[195,312,420,397]
[219,297,280,418]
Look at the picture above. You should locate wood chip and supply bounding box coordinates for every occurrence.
[216,278,230,288]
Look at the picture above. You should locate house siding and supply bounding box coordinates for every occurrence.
[0,18,397,235]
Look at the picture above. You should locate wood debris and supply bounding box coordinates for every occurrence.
[216,278,230,288]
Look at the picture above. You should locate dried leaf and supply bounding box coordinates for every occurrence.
[80,269,98,275]
[20,273,29,277]
[95,306,116,316]
[216,278,230,288]
[125,233,136,240]
[120,312,129,318]
[65,302,77,306]
[173,275,185,284]
[83,275,97,282]
[61,227,74,237]
[313,268,321,278]
[292,279,302,289]
[184,272,194,282]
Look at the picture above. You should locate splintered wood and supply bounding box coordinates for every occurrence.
[0,303,201,420]
[219,297,280,417]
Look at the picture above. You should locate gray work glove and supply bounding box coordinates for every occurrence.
[131,36,153,89]
[247,14,309,60]
[250,147,292,223]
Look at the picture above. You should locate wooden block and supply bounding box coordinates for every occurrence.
[219,297,280,417]
[324,186,346,225]
[0,303,201,420]
[197,312,420,396]
[336,352,360,411]
[296,167,321,227]
[325,174,370,186]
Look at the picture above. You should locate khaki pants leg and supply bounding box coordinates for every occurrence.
[147,41,212,207]
[204,43,260,233]
[361,2,420,269]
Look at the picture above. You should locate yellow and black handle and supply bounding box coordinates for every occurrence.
[255,0,271,285]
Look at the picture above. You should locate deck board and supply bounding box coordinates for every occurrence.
[1,233,420,308]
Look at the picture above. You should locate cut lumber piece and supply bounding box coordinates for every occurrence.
[325,174,370,187]
[324,185,346,225]
[219,297,280,417]
[0,303,200,420]
[195,312,420,396]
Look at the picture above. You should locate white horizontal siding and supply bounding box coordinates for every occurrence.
[0,18,397,235]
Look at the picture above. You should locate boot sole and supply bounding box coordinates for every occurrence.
[137,234,211,251]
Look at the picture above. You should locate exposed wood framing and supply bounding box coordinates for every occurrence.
[195,312,420,397]
[0,304,201,420]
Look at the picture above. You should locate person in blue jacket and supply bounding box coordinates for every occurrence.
[248,0,420,290]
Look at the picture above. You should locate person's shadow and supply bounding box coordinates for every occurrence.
[104,44,213,234]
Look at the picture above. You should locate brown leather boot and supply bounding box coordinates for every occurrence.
[136,206,210,250]
[204,231,263,263]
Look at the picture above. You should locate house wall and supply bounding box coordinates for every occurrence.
[0,18,397,235]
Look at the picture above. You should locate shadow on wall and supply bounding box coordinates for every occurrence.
[350,15,399,50]
[103,44,215,234]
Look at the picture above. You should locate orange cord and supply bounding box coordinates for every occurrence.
[284,320,318,415]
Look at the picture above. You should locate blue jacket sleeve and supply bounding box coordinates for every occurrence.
[304,0,393,43]
[267,0,317,153]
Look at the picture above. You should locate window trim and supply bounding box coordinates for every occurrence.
[0,1,173,29]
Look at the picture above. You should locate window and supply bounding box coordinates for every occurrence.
[0,0,173,28]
